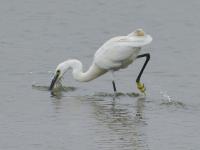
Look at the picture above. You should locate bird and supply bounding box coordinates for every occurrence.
[49,29,152,94]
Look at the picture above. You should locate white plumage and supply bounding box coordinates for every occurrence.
[49,29,152,92]
[94,33,152,70]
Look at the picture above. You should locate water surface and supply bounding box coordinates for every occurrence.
[0,0,200,149]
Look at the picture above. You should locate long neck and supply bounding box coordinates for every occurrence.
[63,59,107,82]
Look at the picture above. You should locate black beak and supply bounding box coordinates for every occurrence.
[49,73,59,90]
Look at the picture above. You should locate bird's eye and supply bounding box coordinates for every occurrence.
[56,70,60,74]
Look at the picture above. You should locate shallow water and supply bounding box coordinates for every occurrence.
[1,0,200,149]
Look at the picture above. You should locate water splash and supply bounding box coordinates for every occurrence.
[160,91,172,102]
[159,90,185,107]
[32,83,76,92]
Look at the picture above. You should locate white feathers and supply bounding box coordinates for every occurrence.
[55,29,152,82]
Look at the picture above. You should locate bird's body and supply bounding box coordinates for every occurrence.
[49,29,152,93]
[57,35,144,82]
[94,36,142,70]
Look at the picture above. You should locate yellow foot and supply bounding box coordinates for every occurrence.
[136,82,146,94]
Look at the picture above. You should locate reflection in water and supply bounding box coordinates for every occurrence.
[94,92,140,98]
[32,84,76,92]
[32,84,77,110]
[33,84,149,149]
[135,97,145,120]
[32,84,76,99]
[88,96,147,149]
[51,90,148,149]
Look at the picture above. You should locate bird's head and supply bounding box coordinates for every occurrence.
[49,62,68,90]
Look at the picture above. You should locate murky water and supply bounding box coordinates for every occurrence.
[1,0,200,149]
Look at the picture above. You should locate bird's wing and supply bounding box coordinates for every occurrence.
[94,36,142,70]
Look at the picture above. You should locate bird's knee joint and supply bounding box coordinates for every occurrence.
[146,53,150,60]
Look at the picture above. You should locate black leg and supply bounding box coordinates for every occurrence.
[136,53,150,82]
[112,80,117,92]
[136,53,150,93]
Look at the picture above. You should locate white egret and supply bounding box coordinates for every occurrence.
[49,29,152,94]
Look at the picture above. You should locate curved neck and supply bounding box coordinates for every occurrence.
[62,59,107,82]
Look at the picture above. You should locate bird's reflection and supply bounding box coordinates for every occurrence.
[51,92,148,149]
[86,94,147,149]
[135,97,146,120]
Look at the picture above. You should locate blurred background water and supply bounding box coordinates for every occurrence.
[0,0,200,149]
